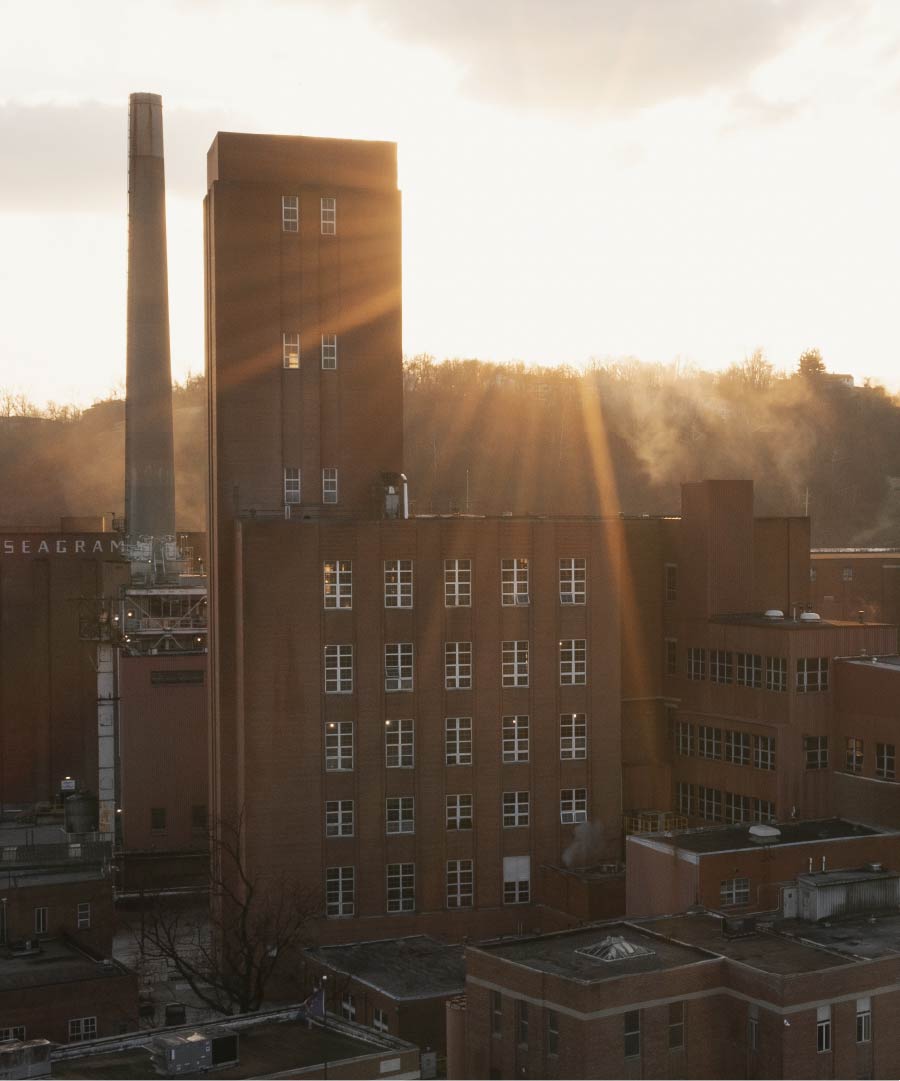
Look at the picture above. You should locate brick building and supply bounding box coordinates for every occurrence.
[811,549,900,624]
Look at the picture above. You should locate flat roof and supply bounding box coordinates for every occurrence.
[841,655,900,671]
[304,935,465,1000]
[631,818,886,855]
[0,939,128,992]
[783,913,900,962]
[710,613,891,629]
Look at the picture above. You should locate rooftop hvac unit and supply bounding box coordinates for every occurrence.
[151,1031,238,1076]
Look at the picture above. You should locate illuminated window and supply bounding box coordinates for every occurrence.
[323,560,352,608]
[282,332,299,369]
[846,736,864,773]
[281,195,298,232]
[321,196,336,234]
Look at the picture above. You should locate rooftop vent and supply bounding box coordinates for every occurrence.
[764,609,784,620]
[575,935,654,963]
[749,824,781,844]
[800,611,822,622]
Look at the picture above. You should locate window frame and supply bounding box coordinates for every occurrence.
[559,557,586,605]
[385,718,414,768]
[502,640,529,687]
[325,799,354,838]
[444,559,472,607]
[501,558,530,606]
[325,720,354,772]
[384,559,413,608]
[320,196,336,235]
[446,859,474,909]
[76,901,91,930]
[68,1016,98,1043]
[321,333,338,370]
[502,790,530,828]
[386,862,415,914]
[445,716,473,766]
[502,715,529,763]
[560,713,587,760]
[281,194,299,232]
[720,876,751,906]
[325,865,355,918]
[283,466,301,506]
[559,639,587,685]
[445,641,473,690]
[385,642,414,692]
[324,643,353,694]
[560,787,587,824]
[446,794,474,831]
[282,331,300,369]
[322,467,339,505]
[323,560,352,609]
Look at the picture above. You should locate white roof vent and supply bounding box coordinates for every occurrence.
[749,824,781,844]
[764,609,784,620]
[575,935,655,963]
[800,611,822,622]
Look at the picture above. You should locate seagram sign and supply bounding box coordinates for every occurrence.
[1,534,126,558]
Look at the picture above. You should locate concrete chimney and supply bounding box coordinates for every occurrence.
[125,92,175,543]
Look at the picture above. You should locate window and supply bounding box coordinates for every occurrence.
[447,859,473,908]
[445,716,472,765]
[323,560,352,609]
[502,791,529,828]
[560,714,587,759]
[677,781,693,816]
[321,196,336,234]
[698,726,722,760]
[341,993,356,1021]
[282,332,300,369]
[765,655,787,692]
[76,902,91,930]
[665,563,677,602]
[546,1010,559,1056]
[856,998,872,1043]
[668,1001,684,1049]
[725,730,751,766]
[321,333,337,370]
[385,718,414,768]
[676,721,693,756]
[68,1017,97,1043]
[560,639,586,685]
[804,735,828,770]
[384,560,413,607]
[502,640,529,687]
[560,788,587,824]
[444,559,472,607]
[283,467,301,505]
[501,558,529,605]
[516,1000,529,1045]
[710,649,733,684]
[326,866,355,917]
[373,1007,389,1033]
[445,642,472,689]
[754,734,776,771]
[559,558,586,604]
[698,786,722,821]
[846,736,864,773]
[385,643,414,691]
[503,854,531,904]
[736,652,762,688]
[810,565,817,582]
[446,794,473,830]
[325,800,354,838]
[324,644,353,693]
[665,638,678,676]
[191,804,208,830]
[877,743,896,780]
[325,721,353,771]
[748,1007,759,1052]
[624,1010,641,1059]
[502,715,529,762]
[687,647,706,680]
[491,991,502,1036]
[724,792,750,824]
[322,468,339,505]
[753,798,775,823]
[843,566,854,581]
[817,1005,831,1053]
[0,1027,25,1042]
[386,796,415,835]
[68,843,82,859]
[150,807,167,832]
[720,877,750,905]
[797,657,829,693]
[282,194,298,232]
[34,906,48,934]
[386,862,415,913]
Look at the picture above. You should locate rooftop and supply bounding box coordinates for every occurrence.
[0,939,128,992]
[629,818,885,855]
[841,655,900,671]
[710,612,891,629]
[304,935,465,1000]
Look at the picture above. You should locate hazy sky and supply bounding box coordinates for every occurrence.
[3,0,900,406]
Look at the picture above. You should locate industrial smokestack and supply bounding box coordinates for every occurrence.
[125,92,175,544]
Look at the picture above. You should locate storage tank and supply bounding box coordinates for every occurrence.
[64,791,99,833]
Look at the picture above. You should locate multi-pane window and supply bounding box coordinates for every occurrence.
[445,642,472,689]
[725,730,751,766]
[560,714,587,759]
[560,788,587,824]
[502,791,529,828]
[446,794,473,830]
[385,643,414,691]
[624,1010,641,1059]
[491,991,503,1036]
[724,792,750,824]
[720,876,750,905]
[710,650,733,684]
[753,797,775,823]
[698,726,722,760]
[282,331,300,369]
[284,467,301,505]
[817,1006,831,1053]
[384,560,413,607]
[736,652,762,688]
[559,558,586,604]
[446,717,473,765]
[447,859,473,908]
[843,567,854,581]
[502,640,529,687]
[698,786,722,821]
[856,998,872,1043]
[503,855,531,904]
[386,863,415,913]
[810,566,817,582]
[322,468,339,505]
[0,1028,25,1042]
[323,560,352,608]
[341,993,356,1021]
[677,781,693,816]
[677,721,693,756]
[326,866,355,917]
[385,718,414,768]
[766,656,787,692]
[668,1001,685,1049]
[501,559,529,605]
[373,1007,389,1033]
[547,1010,559,1056]
[281,194,298,232]
[76,902,91,929]
[34,906,48,934]
[687,647,706,680]
[320,196,336,234]
[797,657,829,693]
[753,735,776,771]
[444,559,472,607]
[877,742,896,780]
[68,1017,97,1043]
[804,735,828,770]
[502,715,529,762]
[386,796,415,834]
[846,736,864,773]
[665,563,677,602]
[516,1000,529,1045]
[321,333,338,370]
[325,721,353,771]
[560,639,586,685]
[324,644,353,693]
[665,638,678,676]
[325,800,354,837]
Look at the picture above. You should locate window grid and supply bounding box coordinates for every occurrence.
[323,560,352,609]
[754,735,776,771]
[877,742,896,780]
[846,736,864,773]
[698,785,722,821]
[373,1008,389,1034]
[797,657,829,693]
[687,647,706,680]
[720,876,750,905]
[385,643,414,691]
[386,796,415,835]
[283,467,301,505]
[560,714,587,760]
[76,902,91,930]
[724,792,750,824]
[725,730,751,766]
[817,1009,831,1053]
[698,726,722,760]
[560,639,586,685]
[677,721,693,757]
[325,865,355,917]
[624,1010,641,1059]
[384,560,413,608]
[445,716,473,765]
[321,196,336,234]
[710,649,733,684]
[324,644,353,694]
[281,194,298,232]
[385,719,414,768]
[665,563,678,603]
[325,800,354,838]
[736,652,762,688]
[502,640,529,687]
[753,797,776,823]
[386,862,415,913]
[321,333,338,370]
[766,656,787,692]
[446,859,473,908]
[503,855,531,905]
[446,794,473,831]
[501,559,529,605]
[804,735,828,770]
[445,642,473,690]
[559,557,586,604]
[341,993,355,1021]
[444,559,472,607]
[560,788,587,824]
[502,715,529,763]
[665,638,678,676]
[502,791,530,828]
[0,1027,25,1043]
[322,468,339,505]
[68,1017,97,1043]
[856,1000,872,1043]
[547,1010,559,1056]
[282,332,300,369]
[325,721,353,771]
